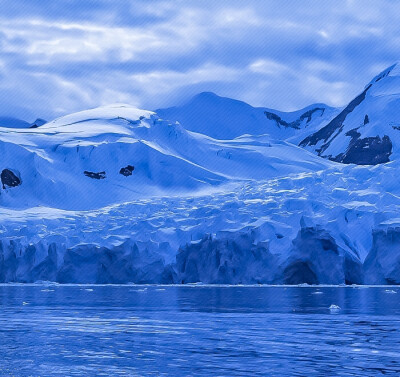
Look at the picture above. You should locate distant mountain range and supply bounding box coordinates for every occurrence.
[3,62,400,166]
[157,91,338,142]
[157,63,400,165]
[0,116,47,129]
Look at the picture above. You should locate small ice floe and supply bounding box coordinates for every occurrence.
[312,291,323,295]
[385,289,397,294]
[129,287,148,292]
[83,288,94,292]
[22,302,29,305]
[329,304,341,312]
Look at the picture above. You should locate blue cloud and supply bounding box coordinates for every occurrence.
[0,0,399,121]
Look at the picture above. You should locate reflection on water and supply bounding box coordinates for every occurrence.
[0,285,400,376]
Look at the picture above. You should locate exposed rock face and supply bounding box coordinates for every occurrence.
[283,227,363,285]
[84,171,106,179]
[265,107,325,129]
[298,83,393,165]
[29,118,47,128]
[298,64,400,165]
[364,228,400,284]
[175,234,280,284]
[1,169,21,189]
[333,129,392,165]
[119,165,135,176]
[300,84,372,153]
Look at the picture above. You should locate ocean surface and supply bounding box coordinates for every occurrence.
[0,285,400,376]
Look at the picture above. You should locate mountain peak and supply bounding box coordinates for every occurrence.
[193,91,220,100]
[367,63,399,87]
[44,104,154,130]
[300,62,400,165]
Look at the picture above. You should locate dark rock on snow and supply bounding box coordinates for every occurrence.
[1,169,21,189]
[84,171,106,179]
[265,107,325,130]
[300,84,372,152]
[119,165,135,176]
[30,118,47,128]
[333,129,392,165]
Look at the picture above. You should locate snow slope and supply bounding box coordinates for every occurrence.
[157,92,338,141]
[300,63,400,165]
[0,104,331,210]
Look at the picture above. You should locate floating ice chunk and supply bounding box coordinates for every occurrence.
[329,304,341,311]
[312,291,323,295]
[384,289,397,294]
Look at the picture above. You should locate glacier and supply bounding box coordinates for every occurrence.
[0,159,399,284]
[1,64,400,284]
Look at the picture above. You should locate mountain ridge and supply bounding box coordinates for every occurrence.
[156,92,338,141]
[300,62,400,165]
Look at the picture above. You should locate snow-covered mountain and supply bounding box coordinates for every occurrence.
[157,92,338,141]
[0,117,31,129]
[30,118,47,128]
[2,65,400,285]
[0,103,331,210]
[300,63,400,165]
[0,116,47,129]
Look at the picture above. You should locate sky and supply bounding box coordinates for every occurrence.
[1,0,400,121]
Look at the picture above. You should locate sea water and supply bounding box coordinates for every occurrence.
[0,285,399,376]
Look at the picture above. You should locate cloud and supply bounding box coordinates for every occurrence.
[0,0,399,120]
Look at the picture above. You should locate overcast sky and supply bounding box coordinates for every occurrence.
[1,0,400,121]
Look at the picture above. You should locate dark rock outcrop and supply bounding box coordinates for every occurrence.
[333,129,392,165]
[265,107,325,129]
[30,119,47,128]
[300,84,372,152]
[298,83,395,165]
[84,171,106,179]
[119,165,135,176]
[1,169,21,189]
